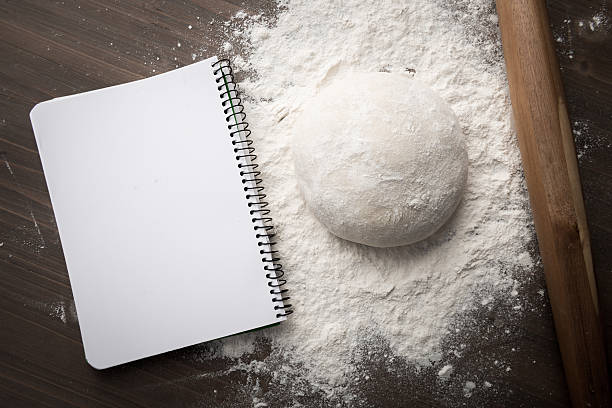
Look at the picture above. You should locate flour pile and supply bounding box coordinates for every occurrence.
[209,0,534,398]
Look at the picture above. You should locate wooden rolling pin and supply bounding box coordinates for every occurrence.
[496,1,610,406]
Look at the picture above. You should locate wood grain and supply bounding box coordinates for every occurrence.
[1,0,611,406]
[496,1,610,406]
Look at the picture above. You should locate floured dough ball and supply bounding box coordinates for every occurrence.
[292,72,468,247]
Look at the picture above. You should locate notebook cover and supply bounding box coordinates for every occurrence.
[29,57,286,369]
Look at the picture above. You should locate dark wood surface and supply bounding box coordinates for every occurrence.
[0,1,610,407]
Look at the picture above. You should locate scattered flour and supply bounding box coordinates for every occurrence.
[25,299,77,325]
[438,364,454,380]
[573,120,611,162]
[221,41,233,53]
[210,0,534,398]
[234,10,248,20]
[580,10,610,32]
[49,302,67,324]
[463,380,477,397]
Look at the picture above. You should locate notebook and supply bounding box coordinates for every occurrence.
[29,57,292,369]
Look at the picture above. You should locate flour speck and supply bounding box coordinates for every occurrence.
[438,364,454,380]
[463,381,476,397]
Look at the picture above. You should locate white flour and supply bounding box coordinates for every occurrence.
[209,0,534,399]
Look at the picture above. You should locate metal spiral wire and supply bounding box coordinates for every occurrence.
[212,59,292,318]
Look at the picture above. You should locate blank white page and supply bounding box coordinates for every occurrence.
[30,57,284,369]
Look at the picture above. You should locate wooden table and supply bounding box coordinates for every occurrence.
[1,1,610,406]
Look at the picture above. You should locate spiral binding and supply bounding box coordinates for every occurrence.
[212,59,292,319]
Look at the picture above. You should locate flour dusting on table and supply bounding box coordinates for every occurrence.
[203,0,536,401]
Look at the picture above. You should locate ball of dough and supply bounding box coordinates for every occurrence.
[292,72,468,247]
